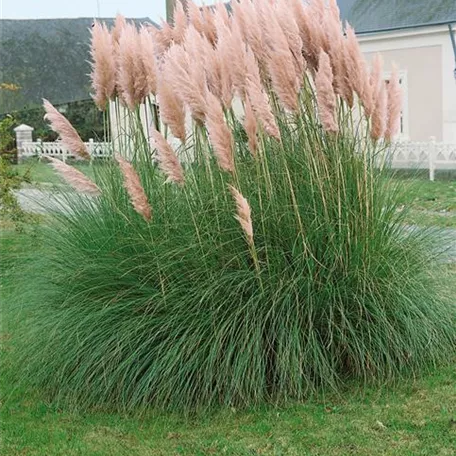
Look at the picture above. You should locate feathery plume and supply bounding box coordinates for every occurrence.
[315,51,338,134]
[46,157,101,196]
[115,154,152,221]
[111,14,127,46]
[214,19,235,107]
[151,129,185,185]
[202,6,217,45]
[371,82,387,141]
[165,30,207,123]
[214,0,231,28]
[117,24,142,109]
[290,0,324,71]
[385,65,402,142]
[173,1,188,44]
[245,48,281,140]
[151,21,174,57]
[90,21,116,110]
[369,53,384,115]
[43,99,90,160]
[324,14,349,103]
[156,69,187,143]
[139,27,158,96]
[204,44,224,101]
[328,0,341,21]
[244,96,258,157]
[206,92,235,173]
[275,0,306,82]
[229,185,254,247]
[345,24,368,100]
[233,0,268,67]
[187,1,204,34]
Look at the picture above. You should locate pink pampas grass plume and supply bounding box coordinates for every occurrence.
[371,81,387,141]
[214,19,235,107]
[151,20,174,57]
[215,18,247,100]
[369,53,384,114]
[329,0,341,21]
[151,129,185,185]
[204,44,224,101]
[139,27,158,96]
[156,70,187,143]
[245,48,281,140]
[202,6,217,45]
[229,185,254,247]
[315,51,338,134]
[187,1,205,34]
[173,1,188,44]
[206,92,235,173]
[275,0,306,83]
[345,24,368,100]
[214,0,231,28]
[385,65,402,142]
[46,157,101,196]
[232,0,268,67]
[115,154,152,221]
[117,24,143,109]
[244,96,258,157]
[43,99,90,160]
[290,0,324,71]
[166,29,207,123]
[111,14,127,46]
[90,21,116,110]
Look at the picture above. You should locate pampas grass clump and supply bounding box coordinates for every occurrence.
[13,0,455,412]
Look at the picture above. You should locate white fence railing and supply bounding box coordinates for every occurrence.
[19,137,456,181]
[384,137,456,180]
[20,139,112,161]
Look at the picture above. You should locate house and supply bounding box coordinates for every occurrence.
[341,0,456,143]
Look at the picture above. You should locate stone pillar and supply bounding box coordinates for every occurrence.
[14,124,34,161]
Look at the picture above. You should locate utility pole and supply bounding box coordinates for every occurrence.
[166,0,175,23]
[166,0,188,24]
[449,24,456,81]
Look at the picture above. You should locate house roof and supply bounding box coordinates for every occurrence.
[345,0,456,34]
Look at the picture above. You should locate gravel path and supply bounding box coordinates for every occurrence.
[15,188,456,262]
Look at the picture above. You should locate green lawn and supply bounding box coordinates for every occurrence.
[1,230,455,456]
[12,161,456,228]
[394,174,456,228]
[14,158,96,186]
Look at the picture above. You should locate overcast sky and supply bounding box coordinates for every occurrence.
[0,1,220,22]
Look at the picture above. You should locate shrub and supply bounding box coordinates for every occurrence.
[12,0,455,412]
[0,157,37,231]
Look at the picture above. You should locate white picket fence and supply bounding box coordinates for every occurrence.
[383,137,456,180]
[20,138,112,161]
[18,136,456,181]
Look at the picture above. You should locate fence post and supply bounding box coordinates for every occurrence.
[13,124,34,162]
[37,138,42,160]
[88,138,94,161]
[429,136,436,181]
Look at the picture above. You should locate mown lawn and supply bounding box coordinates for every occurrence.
[394,173,456,228]
[1,229,455,456]
[13,161,456,228]
[14,158,96,186]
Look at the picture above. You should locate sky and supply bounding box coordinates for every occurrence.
[0,0,220,22]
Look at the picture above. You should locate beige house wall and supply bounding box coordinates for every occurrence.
[364,46,443,141]
[359,26,456,143]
